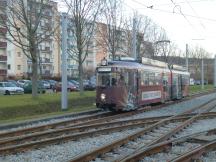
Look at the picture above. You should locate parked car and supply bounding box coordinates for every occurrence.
[194,80,201,85]
[194,80,208,85]
[17,80,31,87]
[40,80,51,89]
[0,82,24,95]
[190,78,195,85]
[23,81,46,94]
[53,82,79,92]
[68,80,79,89]
[83,80,96,91]
[6,80,20,87]
[46,80,57,89]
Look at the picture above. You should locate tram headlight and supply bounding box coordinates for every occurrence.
[100,93,106,101]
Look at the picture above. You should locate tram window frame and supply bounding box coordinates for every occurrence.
[155,72,161,85]
[141,71,149,86]
[97,73,111,86]
[148,72,155,85]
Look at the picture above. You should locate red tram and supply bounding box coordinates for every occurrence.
[96,57,190,111]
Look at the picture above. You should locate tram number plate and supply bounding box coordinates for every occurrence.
[142,91,161,100]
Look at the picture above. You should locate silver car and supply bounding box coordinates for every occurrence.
[0,82,24,95]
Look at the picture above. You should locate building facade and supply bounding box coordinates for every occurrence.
[0,0,7,80]
[5,0,60,79]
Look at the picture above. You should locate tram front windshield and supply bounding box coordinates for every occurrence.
[97,72,119,87]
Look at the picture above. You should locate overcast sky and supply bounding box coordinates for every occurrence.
[123,0,216,57]
[57,0,216,57]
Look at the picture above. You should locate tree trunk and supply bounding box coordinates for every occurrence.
[79,62,84,96]
[32,59,38,98]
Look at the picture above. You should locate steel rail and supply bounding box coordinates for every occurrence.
[118,99,216,162]
[69,98,216,162]
[0,89,214,140]
[1,112,216,149]
[171,140,216,162]
[116,128,216,162]
[1,107,216,155]
[0,106,154,139]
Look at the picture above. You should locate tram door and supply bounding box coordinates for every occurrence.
[162,73,170,101]
[177,75,183,99]
[126,70,138,109]
[172,74,182,99]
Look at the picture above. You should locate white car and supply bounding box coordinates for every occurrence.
[0,82,24,95]
[17,79,30,87]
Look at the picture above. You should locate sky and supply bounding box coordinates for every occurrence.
[123,0,216,57]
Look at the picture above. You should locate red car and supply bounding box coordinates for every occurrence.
[53,82,79,92]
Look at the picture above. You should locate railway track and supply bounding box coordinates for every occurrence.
[0,89,214,139]
[125,128,216,162]
[69,98,216,162]
[0,91,215,159]
[0,106,157,140]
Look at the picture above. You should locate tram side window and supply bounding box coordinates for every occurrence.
[141,71,149,85]
[155,73,161,85]
[149,73,155,85]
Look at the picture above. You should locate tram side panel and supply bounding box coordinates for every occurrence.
[138,70,164,106]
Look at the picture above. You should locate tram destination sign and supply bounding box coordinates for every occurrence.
[97,67,112,72]
[142,91,161,100]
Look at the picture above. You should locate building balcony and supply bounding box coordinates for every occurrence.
[68,64,78,70]
[0,55,7,62]
[0,27,7,34]
[27,58,53,64]
[0,69,7,76]
[41,47,52,53]
[0,41,7,48]
[0,1,7,8]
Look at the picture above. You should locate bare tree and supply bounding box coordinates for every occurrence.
[123,14,172,62]
[97,0,125,60]
[0,0,59,97]
[64,0,101,94]
[189,45,210,80]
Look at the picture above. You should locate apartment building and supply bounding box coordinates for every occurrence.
[64,15,98,78]
[6,0,60,78]
[0,0,7,80]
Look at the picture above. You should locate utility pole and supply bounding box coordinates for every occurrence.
[61,13,68,110]
[132,16,137,60]
[214,55,216,87]
[201,58,204,90]
[186,44,189,71]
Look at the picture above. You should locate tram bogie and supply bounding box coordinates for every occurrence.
[96,57,190,111]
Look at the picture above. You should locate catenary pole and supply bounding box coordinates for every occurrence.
[61,13,68,110]
[201,58,204,90]
[214,55,216,87]
[132,17,137,60]
[186,44,189,71]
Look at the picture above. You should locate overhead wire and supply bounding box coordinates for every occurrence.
[184,0,205,29]
[129,0,216,23]
[169,0,196,29]
[152,0,210,7]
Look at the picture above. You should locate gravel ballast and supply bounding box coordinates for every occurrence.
[1,93,216,161]
[0,128,142,162]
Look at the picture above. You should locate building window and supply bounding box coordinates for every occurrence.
[8,64,11,70]
[43,65,46,70]
[17,65,21,70]
[17,52,21,57]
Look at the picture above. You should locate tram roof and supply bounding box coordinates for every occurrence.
[98,60,189,75]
